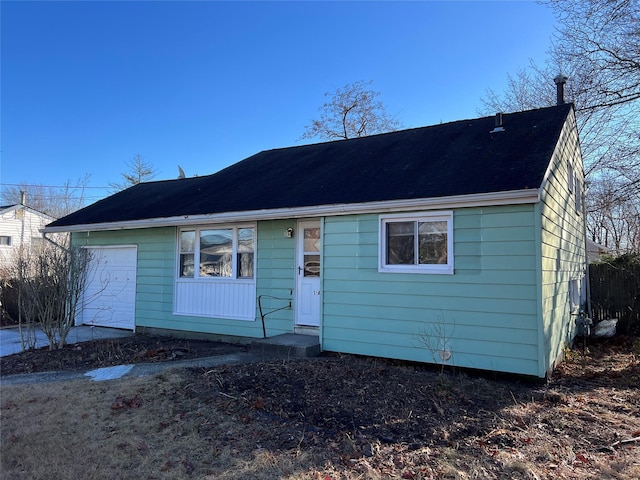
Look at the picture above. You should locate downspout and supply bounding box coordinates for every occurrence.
[319,216,325,352]
[582,178,592,319]
[19,191,26,249]
[42,231,70,253]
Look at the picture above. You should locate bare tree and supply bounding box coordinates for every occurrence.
[302,80,402,141]
[548,0,640,194]
[1,175,91,219]
[109,154,158,192]
[587,175,640,254]
[481,0,640,253]
[547,0,639,111]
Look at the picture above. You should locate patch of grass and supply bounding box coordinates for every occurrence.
[1,338,640,479]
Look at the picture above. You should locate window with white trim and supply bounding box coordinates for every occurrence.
[379,211,454,274]
[0,236,11,246]
[178,225,255,279]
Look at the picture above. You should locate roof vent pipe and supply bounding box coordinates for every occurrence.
[20,190,26,205]
[554,74,568,105]
[490,112,505,133]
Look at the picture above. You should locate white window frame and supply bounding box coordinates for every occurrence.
[0,236,11,246]
[379,211,454,275]
[176,224,256,282]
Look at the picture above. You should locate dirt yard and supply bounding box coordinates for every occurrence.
[0,333,244,375]
[1,334,639,479]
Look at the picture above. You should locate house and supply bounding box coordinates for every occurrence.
[44,99,587,378]
[587,238,611,263]
[0,199,54,271]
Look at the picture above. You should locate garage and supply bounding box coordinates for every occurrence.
[78,246,137,330]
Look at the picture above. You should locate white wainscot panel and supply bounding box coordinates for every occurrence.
[175,280,256,321]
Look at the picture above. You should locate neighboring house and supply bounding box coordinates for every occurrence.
[587,239,610,263]
[0,203,54,271]
[44,100,587,378]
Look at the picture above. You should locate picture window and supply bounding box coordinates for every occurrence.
[178,225,255,280]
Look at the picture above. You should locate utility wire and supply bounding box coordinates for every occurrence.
[0,182,110,189]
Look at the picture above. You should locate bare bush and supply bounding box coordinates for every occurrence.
[3,242,91,350]
[414,313,456,375]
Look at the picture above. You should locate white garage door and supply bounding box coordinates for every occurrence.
[79,246,137,330]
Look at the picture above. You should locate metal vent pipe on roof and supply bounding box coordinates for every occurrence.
[490,112,505,133]
[554,74,568,105]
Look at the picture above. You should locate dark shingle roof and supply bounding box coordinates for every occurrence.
[48,104,573,229]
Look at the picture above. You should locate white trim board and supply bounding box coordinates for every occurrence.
[43,188,540,234]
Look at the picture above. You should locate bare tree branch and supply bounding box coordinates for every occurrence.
[0,175,91,218]
[302,80,402,141]
[480,0,640,254]
[109,154,158,193]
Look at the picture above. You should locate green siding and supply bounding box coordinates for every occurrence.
[72,228,175,331]
[538,109,587,376]
[255,220,296,336]
[72,221,297,340]
[321,207,541,376]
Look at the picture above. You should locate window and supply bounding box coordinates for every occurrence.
[0,236,11,246]
[570,277,584,313]
[379,211,453,274]
[568,164,574,193]
[178,225,255,279]
[569,162,582,213]
[575,176,582,213]
[30,237,44,251]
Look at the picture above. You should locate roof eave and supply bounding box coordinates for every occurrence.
[1,204,55,220]
[42,188,541,233]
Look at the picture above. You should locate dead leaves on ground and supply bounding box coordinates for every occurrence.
[110,394,144,410]
[189,338,640,479]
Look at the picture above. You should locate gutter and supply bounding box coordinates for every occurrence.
[42,231,70,252]
[43,188,541,234]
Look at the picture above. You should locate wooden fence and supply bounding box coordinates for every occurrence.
[589,263,640,335]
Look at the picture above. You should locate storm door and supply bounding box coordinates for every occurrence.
[295,221,321,327]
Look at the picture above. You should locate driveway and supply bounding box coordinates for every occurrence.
[0,325,134,357]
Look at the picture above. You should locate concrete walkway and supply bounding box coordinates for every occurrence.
[0,327,320,386]
[0,350,267,386]
[0,325,260,385]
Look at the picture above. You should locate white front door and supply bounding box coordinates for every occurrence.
[79,246,137,330]
[295,221,321,327]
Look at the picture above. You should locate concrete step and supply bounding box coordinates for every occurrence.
[250,333,320,359]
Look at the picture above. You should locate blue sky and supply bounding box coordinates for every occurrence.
[1,1,556,206]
